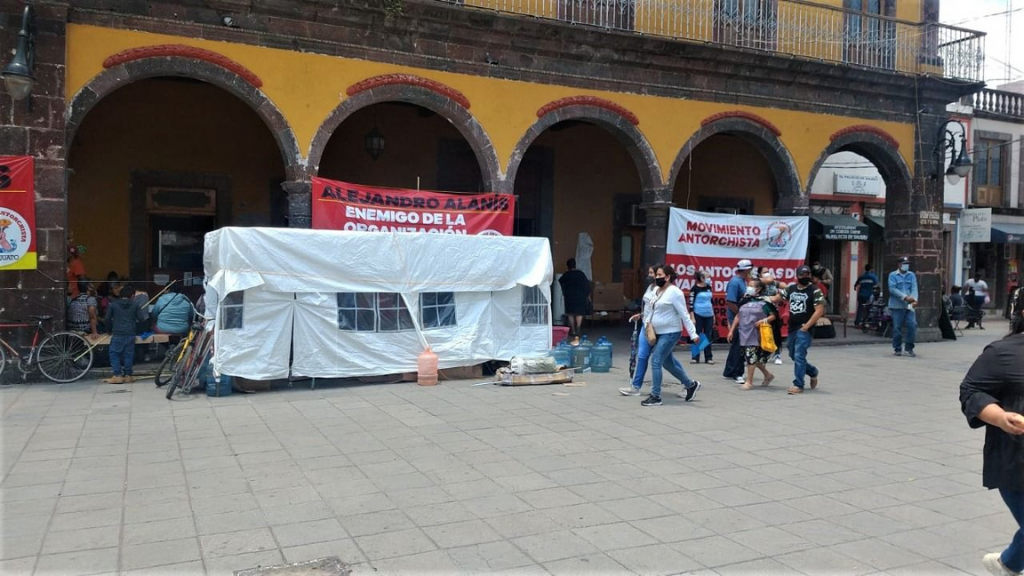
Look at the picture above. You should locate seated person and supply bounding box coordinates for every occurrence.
[66,280,100,338]
[949,285,965,317]
[151,284,194,335]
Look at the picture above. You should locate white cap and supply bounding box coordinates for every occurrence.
[736,259,753,271]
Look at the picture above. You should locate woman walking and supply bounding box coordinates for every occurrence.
[960,295,1024,576]
[620,265,685,396]
[727,280,777,390]
[637,265,701,407]
[689,271,715,365]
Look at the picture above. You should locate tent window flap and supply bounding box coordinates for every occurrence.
[337,292,414,332]
[221,291,244,330]
[421,292,457,329]
[521,286,549,325]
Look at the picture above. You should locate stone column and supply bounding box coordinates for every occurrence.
[281,180,312,228]
[641,186,673,268]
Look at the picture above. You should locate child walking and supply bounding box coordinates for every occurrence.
[103,283,147,384]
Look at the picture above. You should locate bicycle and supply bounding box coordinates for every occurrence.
[165,320,214,399]
[0,316,95,383]
[154,318,202,388]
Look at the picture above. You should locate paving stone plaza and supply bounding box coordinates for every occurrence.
[0,331,1014,575]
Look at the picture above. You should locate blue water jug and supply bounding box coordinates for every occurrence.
[570,337,592,369]
[590,337,613,373]
[550,342,571,368]
[206,373,232,397]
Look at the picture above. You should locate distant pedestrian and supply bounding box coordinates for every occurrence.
[811,260,833,291]
[723,259,753,383]
[966,273,990,330]
[959,294,1024,576]
[689,270,715,365]
[727,280,777,390]
[785,265,826,395]
[558,258,590,339]
[639,265,701,407]
[888,256,919,357]
[759,270,785,365]
[102,283,147,385]
[854,264,879,327]
[620,265,685,396]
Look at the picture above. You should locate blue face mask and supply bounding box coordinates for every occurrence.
[900,264,910,273]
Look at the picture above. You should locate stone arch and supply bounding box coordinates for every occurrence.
[308,83,502,192]
[66,56,304,181]
[506,105,662,192]
[807,127,913,207]
[668,115,803,213]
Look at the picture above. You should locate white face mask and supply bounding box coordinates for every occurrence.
[745,286,757,296]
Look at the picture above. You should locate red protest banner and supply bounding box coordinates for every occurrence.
[312,178,515,236]
[0,156,36,271]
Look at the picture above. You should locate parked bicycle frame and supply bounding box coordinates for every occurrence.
[0,316,95,383]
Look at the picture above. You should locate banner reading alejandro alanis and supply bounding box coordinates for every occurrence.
[667,208,809,336]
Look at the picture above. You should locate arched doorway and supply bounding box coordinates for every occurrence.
[317,102,485,193]
[68,77,290,296]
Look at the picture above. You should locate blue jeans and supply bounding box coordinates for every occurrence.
[889,307,917,352]
[109,334,135,377]
[650,332,692,398]
[786,329,818,389]
[691,315,715,362]
[631,324,684,390]
[1001,489,1024,573]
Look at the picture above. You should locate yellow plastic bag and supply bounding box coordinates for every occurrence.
[759,323,777,353]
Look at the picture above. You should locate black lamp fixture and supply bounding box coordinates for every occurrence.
[364,113,385,161]
[934,119,973,185]
[2,4,36,102]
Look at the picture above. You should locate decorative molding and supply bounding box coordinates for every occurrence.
[701,111,781,136]
[536,96,640,126]
[102,45,264,88]
[346,74,471,109]
[830,125,900,149]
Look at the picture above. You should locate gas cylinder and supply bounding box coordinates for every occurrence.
[417,347,439,386]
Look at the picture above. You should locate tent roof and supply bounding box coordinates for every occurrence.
[204,227,553,297]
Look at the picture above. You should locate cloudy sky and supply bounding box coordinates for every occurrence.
[941,0,1022,86]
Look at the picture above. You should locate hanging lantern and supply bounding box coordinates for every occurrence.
[364,126,385,161]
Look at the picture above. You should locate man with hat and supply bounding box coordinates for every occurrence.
[889,256,919,357]
[723,259,753,382]
[785,265,826,394]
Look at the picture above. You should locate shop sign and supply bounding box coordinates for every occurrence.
[920,210,942,228]
[835,173,882,196]
[312,177,515,236]
[960,207,992,243]
[0,156,36,271]
[822,223,869,242]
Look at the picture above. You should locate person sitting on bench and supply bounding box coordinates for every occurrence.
[151,283,194,335]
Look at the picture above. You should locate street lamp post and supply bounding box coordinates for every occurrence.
[1,5,36,104]
[934,119,973,185]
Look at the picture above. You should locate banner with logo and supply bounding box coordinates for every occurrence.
[667,208,809,337]
[0,156,36,271]
[312,178,515,236]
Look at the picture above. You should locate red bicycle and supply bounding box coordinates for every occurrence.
[0,316,95,383]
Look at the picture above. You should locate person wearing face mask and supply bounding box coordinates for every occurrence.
[723,259,754,383]
[888,256,919,357]
[759,270,785,366]
[689,271,715,365]
[636,265,701,407]
[810,260,833,289]
[785,265,827,395]
[728,280,778,390]
[621,265,686,396]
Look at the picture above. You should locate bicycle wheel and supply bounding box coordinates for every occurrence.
[165,343,191,400]
[155,341,184,388]
[0,343,6,383]
[37,332,94,383]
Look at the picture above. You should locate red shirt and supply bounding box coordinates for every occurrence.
[67,258,86,298]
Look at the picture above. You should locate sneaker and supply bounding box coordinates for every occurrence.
[103,376,125,384]
[690,359,700,365]
[894,350,903,357]
[774,356,783,365]
[641,394,663,406]
[735,376,746,384]
[983,553,1018,576]
[705,360,715,365]
[678,381,701,402]
[810,376,818,390]
[125,375,135,383]
[619,387,641,396]
[906,350,916,358]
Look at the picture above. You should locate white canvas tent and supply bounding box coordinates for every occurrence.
[203,227,554,380]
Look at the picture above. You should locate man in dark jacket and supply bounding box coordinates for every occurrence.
[558,258,590,339]
[103,283,147,384]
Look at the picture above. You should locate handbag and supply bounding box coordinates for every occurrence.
[644,290,665,346]
[758,322,777,353]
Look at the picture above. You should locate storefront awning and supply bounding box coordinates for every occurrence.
[810,214,870,242]
[992,222,1024,244]
[865,215,885,242]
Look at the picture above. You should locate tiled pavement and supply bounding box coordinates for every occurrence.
[0,329,1014,575]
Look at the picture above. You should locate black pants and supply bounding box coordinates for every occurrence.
[723,336,744,379]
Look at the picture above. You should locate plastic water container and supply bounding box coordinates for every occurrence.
[590,337,613,373]
[570,336,592,369]
[550,343,571,368]
[417,347,438,386]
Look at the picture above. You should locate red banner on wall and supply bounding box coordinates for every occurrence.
[312,178,515,236]
[0,156,36,271]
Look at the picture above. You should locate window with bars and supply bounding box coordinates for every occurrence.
[337,293,414,332]
[220,291,245,330]
[421,292,457,330]
[975,139,1006,207]
[521,286,550,326]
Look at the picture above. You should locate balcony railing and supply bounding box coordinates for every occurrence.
[965,89,1024,119]
[441,0,986,82]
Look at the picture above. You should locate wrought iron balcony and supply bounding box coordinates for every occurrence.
[439,0,986,82]
[965,88,1024,119]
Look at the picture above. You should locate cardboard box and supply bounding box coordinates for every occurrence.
[592,283,625,311]
[500,368,575,386]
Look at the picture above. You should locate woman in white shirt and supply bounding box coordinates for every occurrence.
[621,264,685,397]
[640,265,702,407]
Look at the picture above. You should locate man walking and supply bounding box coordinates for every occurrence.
[889,256,919,357]
[785,265,826,395]
[853,264,879,328]
[558,258,590,340]
[723,259,753,383]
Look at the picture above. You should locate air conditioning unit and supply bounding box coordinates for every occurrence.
[628,205,646,227]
